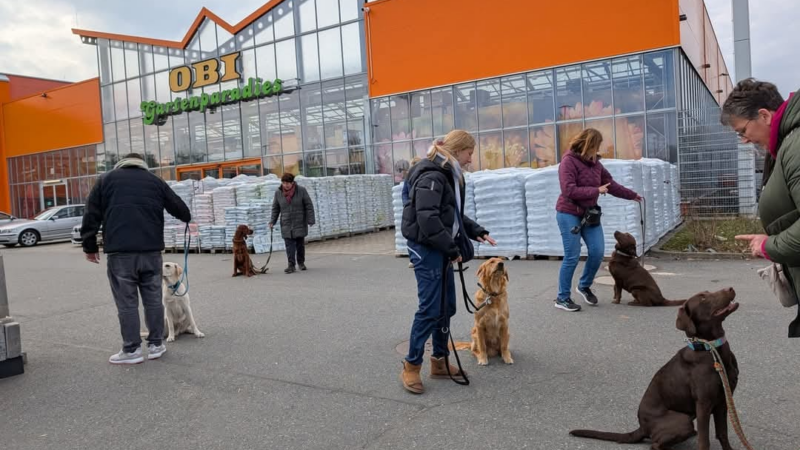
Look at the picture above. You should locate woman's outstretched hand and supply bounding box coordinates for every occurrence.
[478,235,497,246]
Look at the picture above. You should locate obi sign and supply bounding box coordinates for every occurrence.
[140,51,287,126]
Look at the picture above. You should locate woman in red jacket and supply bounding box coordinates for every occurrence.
[555,129,641,312]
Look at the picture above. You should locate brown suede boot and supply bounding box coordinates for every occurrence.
[429,356,467,379]
[400,360,424,394]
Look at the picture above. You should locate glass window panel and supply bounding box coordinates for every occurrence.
[530,124,557,167]
[298,0,317,33]
[556,66,582,121]
[98,39,112,85]
[127,79,142,118]
[613,55,644,114]
[325,149,348,176]
[390,94,411,138]
[478,132,503,170]
[117,121,132,156]
[412,139,431,160]
[237,24,257,50]
[371,98,391,143]
[319,28,343,80]
[221,81,243,161]
[104,122,118,158]
[645,111,677,162]
[644,50,676,110]
[348,146,365,174]
[340,0,359,22]
[113,82,128,121]
[322,79,347,148]
[139,44,155,74]
[130,118,145,156]
[476,79,501,131]
[454,83,478,132]
[124,43,140,79]
[374,142,392,176]
[241,74,262,157]
[557,122,584,157]
[318,0,339,28]
[304,150,324,177]
[189,110,207,163]
[411,91,433,138]
[141,74,156,102]
[283,153,302,175]
[504,128,530,168]
[302,83,324,151]
[50,152,63,179]
[264,155,284,176]
[276,39,298,81]
[172,113,191,165]
[35,154,46,181]
[168,48,185,69]
[300,34,320,83]
[344,75,366,149]
[157,117,175,166]
[527,70,554,124]
[144,120,160,167]
[42,153,53,180]
[431,87,454,136]
[278,90,302,154]
[256,44,277,80]
[582,60,613,118]
[584,118,614,159]
[341,22,363,75]
[96,144,107,173]
[155,71,170,103]
[153,46,169,72]
[217,24,235,56]
[254,13,275,46]
[111,40,126,82]
[260,94,281,155]
[501,75,527,128]
[392,142,412,183]
[203,85,224,162]
[199,20,218,57]
[101,85,115,123]
[186,35,202,64]
[241,49,257,84]
[616,115,645,160]
[274,2,295,40]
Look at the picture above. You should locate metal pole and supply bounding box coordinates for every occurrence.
[732,0,752,82]
[0,254,9,318]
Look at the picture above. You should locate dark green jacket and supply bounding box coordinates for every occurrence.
[758,92,800,338]
[270,185,315,240]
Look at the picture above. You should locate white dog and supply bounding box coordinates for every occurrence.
[161,262,204,342]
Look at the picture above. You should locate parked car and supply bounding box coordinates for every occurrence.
[0,211,14,226]
[71,224,103,246]
[0,205,85,247]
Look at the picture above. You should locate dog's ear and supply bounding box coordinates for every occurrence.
[676,305,696,337]
[476,264,486,281]
[504,268,509,282]
[175,264,184,278]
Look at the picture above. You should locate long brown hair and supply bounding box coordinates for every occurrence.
[427,129,476,168]
[569,128,603,162]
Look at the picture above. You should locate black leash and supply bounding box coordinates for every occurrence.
[440,259,470,386]
[456,262,488,313]
[257,228,274,274]
[639,198,646,267]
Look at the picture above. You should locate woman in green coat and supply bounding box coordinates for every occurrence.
[270,173,316,274]
[723,78,799,338]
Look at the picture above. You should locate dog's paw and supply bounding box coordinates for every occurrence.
[194,331,205,338]
[612,299,621,304]
[502,355,514,365]
[477,358,489,366]
[166,336,176,343]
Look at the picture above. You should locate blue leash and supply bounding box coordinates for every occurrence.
[169,222,190,297]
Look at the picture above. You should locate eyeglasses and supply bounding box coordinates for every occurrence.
[736,119,752,139]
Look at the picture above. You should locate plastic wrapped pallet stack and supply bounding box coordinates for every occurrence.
[193,194,214,226]
[670,165,681,227]
[259,181,285,251]
[392,183,407,255]
[200,176,220,194]
[345,176,369,233]
[598,160,646,256]
[212,186,236,226]
[464,173,480,256]
[525,166,568,256]
[473,169,529,258]
[235,183,259,207]
[296,176,322,241]
[383,175,395,227]
[638,162,659,250]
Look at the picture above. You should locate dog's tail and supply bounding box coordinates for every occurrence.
[569,427,646,443]
[448,341,472,351]
[662,299,687,306]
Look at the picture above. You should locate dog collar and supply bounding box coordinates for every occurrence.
[685,336,727,351]
[614,249,638,258]
[477,282,500,306]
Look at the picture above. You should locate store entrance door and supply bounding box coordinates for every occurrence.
[40,182,69,211]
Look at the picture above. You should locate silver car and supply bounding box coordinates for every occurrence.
[71,224,103,246]
[0,205,85,247]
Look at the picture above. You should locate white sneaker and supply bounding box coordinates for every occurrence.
[109,346,144,365]
[147,344,167,360]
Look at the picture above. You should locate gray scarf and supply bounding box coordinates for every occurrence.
[113,158,149,170]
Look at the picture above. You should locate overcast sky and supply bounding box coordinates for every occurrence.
[0,0,795,97]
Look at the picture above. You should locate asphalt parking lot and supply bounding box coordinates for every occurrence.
[0,234,797,450]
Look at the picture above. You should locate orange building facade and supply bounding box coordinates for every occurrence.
[3,0,732,220]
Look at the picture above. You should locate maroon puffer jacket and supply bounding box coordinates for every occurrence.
[555,151,638,216]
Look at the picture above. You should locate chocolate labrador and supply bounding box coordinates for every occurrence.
[570,287,740,450]
[610,231,685,306]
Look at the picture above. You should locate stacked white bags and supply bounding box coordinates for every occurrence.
[380,175,395,228]
[163,225,179,248]
[365,175,393,228]
[473,170,529,258]
[212,187,236,225]
[199,225,226,250]
[224,206,253,250]
[200,176,220,194]
[234,183,259,206]
[598,160,646,256]
[393,183,407,255]
[193,194,214,225]
[316,177,349,236]
[638,162,659,249]
[296,176,322,241]
[258,181,285,251]
[641,159,667,241]
[524,166,566,256]
[175,223,199,249]
[670,165,681,227]
[345,176,369,233]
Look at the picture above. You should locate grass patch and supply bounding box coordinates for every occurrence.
[662,218,765,253]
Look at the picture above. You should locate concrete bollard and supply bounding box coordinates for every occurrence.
[0,253,24,378]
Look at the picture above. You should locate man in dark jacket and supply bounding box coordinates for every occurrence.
[270,173,316,274]
[82,153,191,364]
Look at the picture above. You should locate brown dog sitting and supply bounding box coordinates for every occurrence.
[232,224,257,278]
[610,231,685,306]
[571,287,740,450]
[470,258,513,366]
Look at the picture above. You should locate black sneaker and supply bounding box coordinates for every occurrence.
[285,266,296,274]
[554,298,581,312]
[299,264,307,271]
[576,287,599,306]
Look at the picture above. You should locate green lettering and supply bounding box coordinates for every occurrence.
[141,101,157,125]
[230,88,241,101]
[261,80,273,96]
[242,79,253,100]
[254,78,263,97]
[156,103,166,116]
[181,98,190,112]
[190,96,201,111]
[210,92,222,105]
[200,93,210,111]
[173,99,182,113]
[272,79,282,95]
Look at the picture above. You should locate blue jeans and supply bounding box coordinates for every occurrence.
[556,212,604,301]
[405,240,456,365]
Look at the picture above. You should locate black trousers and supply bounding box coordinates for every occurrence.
[285,237,306,267]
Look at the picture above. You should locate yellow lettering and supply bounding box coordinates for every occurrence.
[191,58,220,89]
[169,66,192,92]
[219,52,242,83]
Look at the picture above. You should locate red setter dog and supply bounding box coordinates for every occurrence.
[232,224,257,277]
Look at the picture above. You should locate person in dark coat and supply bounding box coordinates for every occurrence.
[399,130,497,395]
[270,173,316,274]
[554,129,641,312]
[82,153,191,365]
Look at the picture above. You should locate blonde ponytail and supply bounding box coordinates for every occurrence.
[427,130,476,168]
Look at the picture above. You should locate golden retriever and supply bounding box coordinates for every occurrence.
[470,258,513,366]
[162,262,205,342]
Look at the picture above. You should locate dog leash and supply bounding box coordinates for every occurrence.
[170,222,190,297]
[456,262,489,313]
[639,198,646,267]
[687,337,755,450]
[257,228,274,274]
[440,259,470,386]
